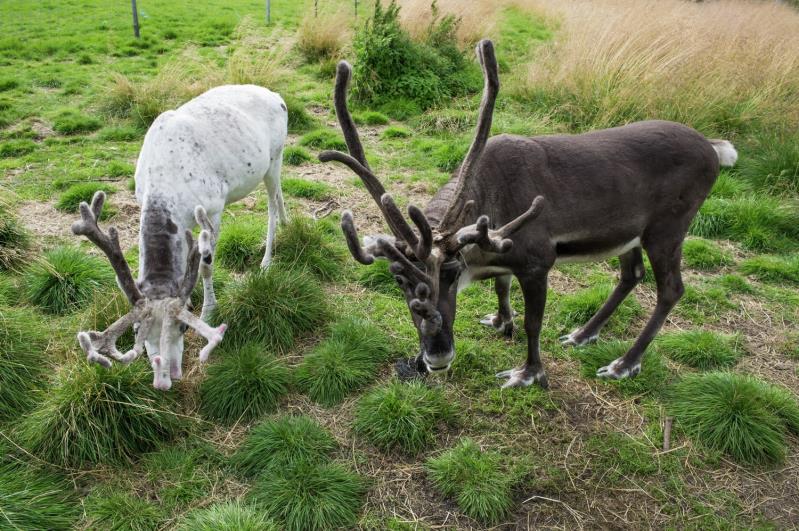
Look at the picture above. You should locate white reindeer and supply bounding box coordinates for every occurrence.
[73,84,288,390]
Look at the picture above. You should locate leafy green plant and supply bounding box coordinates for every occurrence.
[24,246,115,314]
[52,108,101,135]
[178,501,278,530]
[249,460,364,531]
[0,462,79,530]
[282,147,313,166]
[274,216,344,280]
[18,362,183,467]
[299,128,347,150]
[234,415,337,477]
[213,267,329,352]
[200,343,291,424]
[0,306,49,420]
[668,372,799,464]
[657,330,745,370]
[55,182,116,214]
[354,380,456,455]
[574,340,671,396]
[740,254,799,284]
[296,317,390,406]
[215,217,263,272]
[427,439,514,524]
[682,238,733,270]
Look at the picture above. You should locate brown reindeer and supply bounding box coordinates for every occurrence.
[321,39,737,388]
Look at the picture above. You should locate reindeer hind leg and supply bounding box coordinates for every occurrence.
[260,153,286,268]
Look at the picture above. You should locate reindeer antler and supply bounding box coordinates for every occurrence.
[453,196,546,254]
[179,230,200,301]
[72,191,142,304]
[77,303,146,368]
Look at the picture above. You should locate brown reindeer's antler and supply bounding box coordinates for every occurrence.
[452,195,546,254]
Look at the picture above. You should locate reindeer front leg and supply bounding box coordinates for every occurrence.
[480,274,516,337]
[496,270,549,389]
[195,207,219,322]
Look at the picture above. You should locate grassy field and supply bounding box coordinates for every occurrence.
[1,0,799,528]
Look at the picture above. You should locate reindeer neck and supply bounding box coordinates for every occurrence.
[138,195,190,299]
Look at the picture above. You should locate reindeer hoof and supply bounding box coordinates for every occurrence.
[560,329,597,347]
[596,357,641,380]
[496,367,548,389]
[479,313,515,337]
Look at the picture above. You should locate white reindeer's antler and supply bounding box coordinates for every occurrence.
[176,308,227,362]
[77,303,146,367]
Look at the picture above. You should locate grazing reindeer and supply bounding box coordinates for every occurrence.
[321,40,737,388]
[73,84,288,390]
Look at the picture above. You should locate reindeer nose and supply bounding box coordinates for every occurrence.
[153,379,172,391]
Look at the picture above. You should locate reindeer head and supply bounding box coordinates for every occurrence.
[72,192,226,390]
[321,40,544,374]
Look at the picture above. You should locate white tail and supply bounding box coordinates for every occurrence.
[710,139,738,167]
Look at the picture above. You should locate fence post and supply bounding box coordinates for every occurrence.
[131,0,140,38]
[315,0,318,17]
[266,0,271,24]
[354,0,358,17]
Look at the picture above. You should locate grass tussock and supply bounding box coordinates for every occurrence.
[282,177,332,199]
[682,238,733,271]
[83,489,164,531]
[555,282,642,334]
[178,501,278,531]
[740,254,799,284]
[427,438,514,524]
[199,343,291,424]
[0,462,79,530]
[575,340,670,396]
[18,362,183,468]
[737,131,799,196]
[354,380,457,455]
[24,246,115,315]
[282,147,313,167]
[234,415,337,478]
[0,138,36,158]
[283,95,316,134]
[215,218,263,272]
[274,216,344,280]
[0,203,31,271]
[296,317,390,406]
[52,108,101,135]
[669,372,799,464]
[657,330,745,370]
[297,11,351,62]
[249,460,364,531]
[0,306,49,420]
[516,0,799,135]
[396,0,501,47]
[299,128,347,150]
[55,182,116,215]
[214,267,329,352]
[357,259,400,294]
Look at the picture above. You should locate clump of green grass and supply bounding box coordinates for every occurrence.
[0,462,79,530]
[715,274,755,294]
[83,489,165,530]
[141,439,224,508]
[354,110,389,125]
[0,306,49,420]
[574,341,670,396]
[740,254,799,284]
[357,259,399,294]
[412,108,473,133]
[200,343,291,424]
[281,177,332,199]
[676,283,736,324]
[431,142,468,172]
[657,330,745,370]
[381,125,411,139]
[0,205,31,271]
[215,218,263,272]
[24,246,115,314]
[107,160,134,177]
[178,501,278,530]
[378,97,422,120]
[234,415,337,477]
[690,196,799,253]
[284,95,316,134]
[282,147,313,166]
[0,138,36,158]
[52,108,101,135]
[682,238,733,270]
[555,283,642,334]
[18,362,183,467]
[274,216,344,280]
[0,275,18,305]
[296,317,390,406]
[214,267,329,352]
[249,460,364,531]
[299,128,347,150]
[0,78,19,91]
[97,125,141,142]
[584,433,679,481]
[668,372,799,465]
[738,132,799,195]
[354,380,457,455]
[709,170,750,198]
[55,182,116,214]
[427,439,514,524]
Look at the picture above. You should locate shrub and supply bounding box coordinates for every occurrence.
[299,128,347,150]
[657,330,745,370]
[357,259,399,294]
[574,341,670,396]
[690,196,799,253]
[274,216,344,280]
[24,246,115,314]
[215,218,263,272]
[281,177,332,199]
[0,462,79,530]
[55,182,116,214]
[354,380,456,455]
[427,439,514,524]
[282,147,313,166]
[18,362,183,467]
[296,317,390,406]
[234,415,337,477]
[200,343,291,424]
[738,132,799,195]
[682,238,733,270]
[381,125,412,139]
[0,205,30,271]
[740,254,799,284]
[555,283,642,334]
[0,306,49,420]
[668,372,799,464]
[83,489,164,530]
[249,460,364,531]
[52,108,101,135]
[354,110,389,126]
[0,139,36,158]
[284,95,315,134]
[178,501,278,531]
[297,12,350,62]
[352,1,478,109]
[214,267,329,352]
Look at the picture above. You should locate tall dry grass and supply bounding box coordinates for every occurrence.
[297,9,352,61]
[512,0,799,136]
[394,0,501,46]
